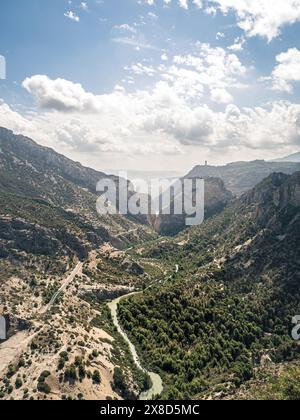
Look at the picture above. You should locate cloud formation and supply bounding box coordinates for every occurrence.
[271,48,300,93]
[1,75,300,162]
[22,76,102,112]
[143,0,300,41]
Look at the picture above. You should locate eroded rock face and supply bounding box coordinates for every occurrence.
[150,177,233,236]
[0,215,102,260]
[242,172,300,233]
[187,160,300,196]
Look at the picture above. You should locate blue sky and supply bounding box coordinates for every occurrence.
[1,0,300,173]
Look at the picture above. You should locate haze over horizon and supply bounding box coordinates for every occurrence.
[1,0,300,172]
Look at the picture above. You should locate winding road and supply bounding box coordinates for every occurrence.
[108,293,163,400]
[107,263,181,399]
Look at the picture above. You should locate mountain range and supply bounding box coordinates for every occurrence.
[187,160,300,196]
[273,151,300,163]
[0,127,300,401]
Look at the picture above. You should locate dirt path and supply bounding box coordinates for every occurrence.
[41,262,83,314]
[114,228,140,239]
[0,262,83,378]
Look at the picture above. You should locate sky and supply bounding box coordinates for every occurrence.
[1,0,300,174]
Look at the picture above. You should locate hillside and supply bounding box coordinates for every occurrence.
[187,160,300,196]
[0,128,156,255]
[150,177,233,236]
[273,151,300,163]
[119,171,300,399]
[0,128,157,401]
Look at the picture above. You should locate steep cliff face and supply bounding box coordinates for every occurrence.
[0,127,108,193]
[150,177,233,236]
[242,172,300,232]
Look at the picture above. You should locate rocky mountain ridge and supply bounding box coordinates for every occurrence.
[187,160,300,196]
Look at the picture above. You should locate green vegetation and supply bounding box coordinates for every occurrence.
[89,301,152,399]
[119,176,300,399]
[92,370,101,384]
[253,365,300,400]
[37,371,51,395]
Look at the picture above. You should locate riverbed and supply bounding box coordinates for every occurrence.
[107,292,163,400]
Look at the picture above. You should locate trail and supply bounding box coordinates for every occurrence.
[0,262,83,377]
[42,262,83,314]
[108,293,163,400]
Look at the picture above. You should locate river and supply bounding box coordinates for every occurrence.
[108,292,163,400]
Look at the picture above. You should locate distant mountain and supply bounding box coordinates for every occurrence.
[187,160,300,196]
[273,151,300,163]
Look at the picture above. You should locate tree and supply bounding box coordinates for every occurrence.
[92,370,101,384]
[15,377,23,389]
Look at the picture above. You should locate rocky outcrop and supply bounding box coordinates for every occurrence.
[150,177,233,236]
[0,215,106,260]
[242,172,300,232]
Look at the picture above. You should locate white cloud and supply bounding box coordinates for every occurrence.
[207,0,300,41]
[1,73,300,163]
[271,48,300,93]
[111,36,159,50]
[64,11,80,22]
[142,0,300,41]
[178,0,189,9]
[22,75,102,112]
[125,63,157,76]
[210,88,233,104]
[172,43,247,103]
[113,24,137,34]
[227,36,245,52]
[80,2,89,12]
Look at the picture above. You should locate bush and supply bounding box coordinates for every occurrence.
[37,382,51,394]
[15,377,23,389]
[92,370,101,384]
[64,365,77,382]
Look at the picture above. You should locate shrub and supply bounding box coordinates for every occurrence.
[15,377,23,389]
[37,382,51,394]
[92,370,101,384]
